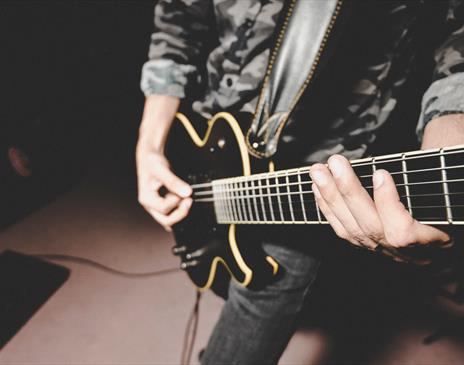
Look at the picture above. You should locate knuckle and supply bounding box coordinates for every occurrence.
[363,226,384,243]
[351,231,368,245]
[385,231,411,247]
[157,204,171,215]
[366,232,384,243]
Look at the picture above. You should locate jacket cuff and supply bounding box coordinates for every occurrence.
[417,72,464,141]
[140,59,197,98]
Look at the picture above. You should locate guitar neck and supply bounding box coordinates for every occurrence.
[194,145,464,225]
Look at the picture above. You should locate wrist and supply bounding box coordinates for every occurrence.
[138,94,180,153]
[421,113,464,150]
[137,128,166,154]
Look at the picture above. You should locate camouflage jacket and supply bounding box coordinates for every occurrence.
[141,0,464,163]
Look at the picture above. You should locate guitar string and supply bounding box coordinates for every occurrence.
[191,163,464,194]
[189,150,464,190]
[198,189,464,221]
[191,165,464,193]
[195,191,464,201]
[210,205,464,223]
[196,185,464,222]
[195,186,464,221]
[196,193,464,210]
[186,149,464,222]
[196,181,462,221]
[213,203,464,223]
[192,177,464,199]
[194,193,464,205]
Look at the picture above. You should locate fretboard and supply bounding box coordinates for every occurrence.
[193,145,464,225]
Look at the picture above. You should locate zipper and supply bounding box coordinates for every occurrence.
[247,0,344,159]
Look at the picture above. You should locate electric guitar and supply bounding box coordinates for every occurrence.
[167,112,463,293]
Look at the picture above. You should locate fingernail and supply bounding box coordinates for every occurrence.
[310,170,327,187]
[179,186,192,198]
[373,171,384,189]
[312,183,321,198]
[328,156,344,178]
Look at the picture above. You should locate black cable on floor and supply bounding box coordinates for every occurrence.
[31,253,180,278]
[181,290,202,365]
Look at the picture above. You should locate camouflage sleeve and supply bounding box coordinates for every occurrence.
[140,0,213,98]
[417,0,464,140]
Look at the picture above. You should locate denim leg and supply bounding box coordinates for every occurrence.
[201,242,321,365]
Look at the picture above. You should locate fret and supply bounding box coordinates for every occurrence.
[223,182,231,222]
[297,170,308,222]
[285,171,295,223]
[245,180,255,222]
[237,180,249,222]
[212,182,221,222]
[401,151,446,223]
[275,176,284,222]
[219,184,227,221]
[217,183,224,222]
[258,179,268,222]
[441,148,464,222]
[314,186,323,224]
[440,149,453,222]
[229,182,239,223]
[250,179,260,222]
[266,177,276,222]
[223,183,232,222]
[401,154,413,215]
[233,181,243,222]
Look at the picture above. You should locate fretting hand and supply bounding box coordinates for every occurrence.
[309,114,464,261]
[309,155,450,260]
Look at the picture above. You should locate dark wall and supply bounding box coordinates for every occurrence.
[0,1,156,227]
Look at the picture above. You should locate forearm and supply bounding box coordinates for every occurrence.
[138,94,180,152]
[421,113,464,150]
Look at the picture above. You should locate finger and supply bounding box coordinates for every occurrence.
[373,169,450,247]
[327,155,385,243]
[312,183,356,245]
[151,159,192,198]
[162,198,193,227]
[139,191,181,215]
[148,198,192,228]
[144,208,172,231]
[310,164,376,249]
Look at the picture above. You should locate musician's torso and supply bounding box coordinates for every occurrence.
[177,1,450,165]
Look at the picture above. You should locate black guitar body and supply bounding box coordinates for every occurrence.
[166,112,280,295]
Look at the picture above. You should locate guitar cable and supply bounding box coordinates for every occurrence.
[32,252,203,364]
[181,290,202,365]
[30,253,180,278]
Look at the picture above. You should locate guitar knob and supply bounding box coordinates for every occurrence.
[172,245,187,255]
[180,260,200,270]
[185,247,207,260]
[217,138,226,149]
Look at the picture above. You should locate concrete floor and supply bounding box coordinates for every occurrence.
[1,164,464,365]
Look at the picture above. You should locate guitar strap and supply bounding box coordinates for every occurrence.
[246,0,351,159]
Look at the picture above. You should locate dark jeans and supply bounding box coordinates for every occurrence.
[201,241,321,365]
